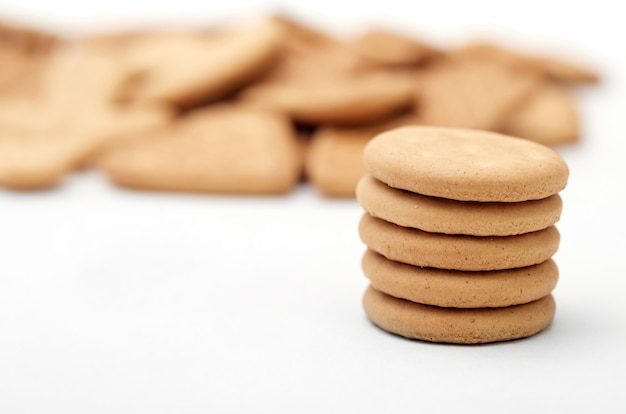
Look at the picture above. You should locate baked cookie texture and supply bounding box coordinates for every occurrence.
[363,286,556,344]
[363,126,569,202]
[358,126,568,343]
[359,213,560,271]
[362,249,559,308]
[356,174,563,236]
[98,105,301,195]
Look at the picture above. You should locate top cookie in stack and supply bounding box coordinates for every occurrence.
[357,126,569,343]
[362,126,569,205]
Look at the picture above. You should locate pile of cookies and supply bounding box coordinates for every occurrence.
[0,15,596,195]
[357,126,569,344]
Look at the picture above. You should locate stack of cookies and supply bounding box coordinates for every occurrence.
[357,126,569,344]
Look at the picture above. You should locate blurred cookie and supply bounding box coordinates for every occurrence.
[305,115,418,197]
[351,28,444,67]
[98,105,301,194]
[363,285,556,344]
[501,82,580,146]
[456,42,599,84]
[0,20,59,55]
[0,105,171,189]
[305,126,373,197]
[363,126,569,202]
[0,129,94,189]
[359,213,560,271]
[356,175,563,236]
[362,249,558,308]
[415,57,539,130]
[264,15,372,82]
[240,71,415,126]
[121,18,284,107]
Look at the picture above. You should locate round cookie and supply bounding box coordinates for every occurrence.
[356,175,563,236]
[362,249,559,308]
[359,213,560,271]
[363,285,556,344]
[363,126,569,202]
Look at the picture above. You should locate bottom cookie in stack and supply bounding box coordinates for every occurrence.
[362,285,556,344]
[357,126,569,344]
[361,249,558,344]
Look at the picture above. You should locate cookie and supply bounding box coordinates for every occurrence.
[0,130,95,190]
[351,28,444,67]
[414,58,539,131]
[356,175,563,236]
[305,126,374,197]
[359,214,560,271]
[363,126,569,202]
[305,115,419,197]
[121,18,284,107]
[0,105,171,190]
[38,48,130,107]
[362,249,558,308]
[456,42,600,84]
[239,71,415,126]
[501,82,580,146]
[0,20,58,55]
[363,285,556,344]
[266,15,368,81]
[97,105,301,195]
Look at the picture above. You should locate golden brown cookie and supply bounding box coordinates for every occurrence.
[362,249,558,308]
[1,21,60,100]
[359,214,560,271]
[121,18,284,107]
[363,285,556,344]
[356,175,563,236]
[305,115,419,197]
[501,82,580,146]
[0,130,94,190]
[455,42,600,84]
[266,15,370,80]
[414,57,539,131]
[97,105,302,195]
[46,48,138,108]
[351,28,444,67]
[239,71,415,126]
[305,126,373,197]
[0,20,58,54]
[363,126,569,202]
[0,99,171,190]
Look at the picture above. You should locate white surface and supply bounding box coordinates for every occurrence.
[1,1,625,413]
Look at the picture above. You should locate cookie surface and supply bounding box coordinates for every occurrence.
[359,214,560,271]
[356,175,563,236]
[0,130,94,190]
[305,125,374,197]
[122,19,284,107]
[305,116,419,197]
[501,82,580,146]
[98,105,301,194]
[239,71,415,126]
[414,58,539,131]
[455,42,600,84]
[362,249,558,308]
[363,285,556,344]
[351,29,443,67]
[363,126,569,202]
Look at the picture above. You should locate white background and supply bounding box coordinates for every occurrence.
[1,1,625,412]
